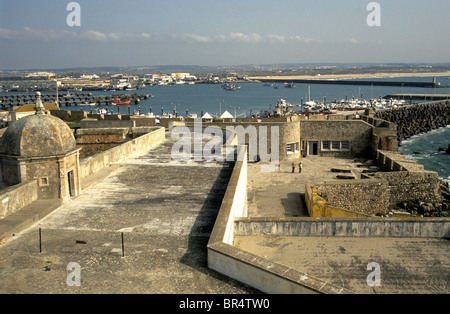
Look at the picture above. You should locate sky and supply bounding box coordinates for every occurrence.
[0,0,449,70]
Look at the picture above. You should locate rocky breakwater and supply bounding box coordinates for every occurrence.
[374,100,450,142]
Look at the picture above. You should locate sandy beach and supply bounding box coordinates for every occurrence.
[249,71,450,81]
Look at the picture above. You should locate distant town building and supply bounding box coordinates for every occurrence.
[25,71,56,78]
[170,73,197,81]
[80,74,100,80]
[144,74,160,83]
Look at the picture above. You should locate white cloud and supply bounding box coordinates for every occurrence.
[176,33,213,43]
[267,34,288,43]
[79,30,108,41]
[1,27,77,41]
[0,28,20,40]
[0,27,158,42]
[176,32,290,44]
[267,34,318,44]
[0,27,320,46]
[228,32,263,43]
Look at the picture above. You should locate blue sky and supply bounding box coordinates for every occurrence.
[0,0,449,69]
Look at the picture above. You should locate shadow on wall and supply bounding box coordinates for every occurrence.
[280,192,308,217]
[179,160,259,292]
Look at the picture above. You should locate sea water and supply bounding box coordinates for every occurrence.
[58,75,450,118]
[398,126,450,185]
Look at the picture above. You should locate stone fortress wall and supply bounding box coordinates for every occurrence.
[185,119,302,161]
[300,120,374,157]
[191,114,395,162]
[0,125,165,220]
[0,180,38,220]
[314,150,443,217]
[206,102,450,294]
[78,126,164,180]
[208,141,450,295]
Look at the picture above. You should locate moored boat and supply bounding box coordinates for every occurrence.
[222,83,241,91]
[79,102,96,106]
[112,98,131,106]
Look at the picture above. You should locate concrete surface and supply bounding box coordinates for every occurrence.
[0,133,259,294]
[233,235,450,294]
[247,156,374,218]
[0,199,62,242]
[236,158,450,294]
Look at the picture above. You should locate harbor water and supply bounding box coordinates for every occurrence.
[398,126,450,185]
[54,75,450,118]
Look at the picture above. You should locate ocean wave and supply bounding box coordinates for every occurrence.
[399,126,450,183]
[400,125,450,146]
[440,176,450,190]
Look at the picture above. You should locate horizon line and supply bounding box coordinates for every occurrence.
[2,62,450,73]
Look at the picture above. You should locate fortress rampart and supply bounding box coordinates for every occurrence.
[78,127,165,181]
[0,127,165,243]
[313,150,443,217]
[207,145,352,294]
[234,217,450,238]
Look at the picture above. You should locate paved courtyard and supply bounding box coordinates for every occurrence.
[237,158,450,294]
[0,135,259,294]
[247,156,376,217]
[234,235,450,294]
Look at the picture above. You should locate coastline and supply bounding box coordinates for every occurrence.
[248,71,450,81]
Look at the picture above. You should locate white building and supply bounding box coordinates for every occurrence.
[26,71,55,78]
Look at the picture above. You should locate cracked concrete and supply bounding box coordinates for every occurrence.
[0,134,260,294]
[235,158,450,294]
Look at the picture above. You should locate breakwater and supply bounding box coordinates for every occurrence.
[374,100,450,142]
[0,93,151,109]
[258,78,439,88]
[384,94,450,101]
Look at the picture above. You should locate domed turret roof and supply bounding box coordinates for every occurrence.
[0,92,76,157]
